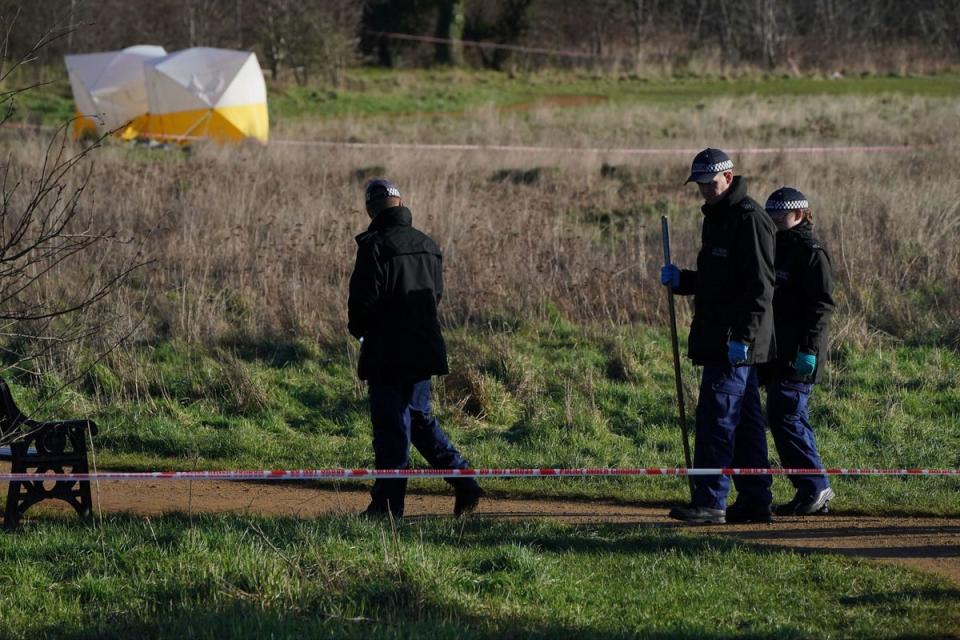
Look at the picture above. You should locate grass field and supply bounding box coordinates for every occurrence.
[1,69,959,638]
[25,321,958,516]
[9,67,960,127]
[1,514,957,639]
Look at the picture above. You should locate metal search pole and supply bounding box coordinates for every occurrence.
[661,215,695,501]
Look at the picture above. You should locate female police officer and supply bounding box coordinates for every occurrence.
[762,187,836,515]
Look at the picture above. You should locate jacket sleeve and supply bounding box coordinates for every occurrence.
[347,241,382,340]
[798,249,835,355]
[730,215,775,345]
[675,269,698,296]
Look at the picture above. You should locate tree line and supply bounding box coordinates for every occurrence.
[3,0,960,83]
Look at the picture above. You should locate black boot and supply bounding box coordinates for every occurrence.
[453,482,484,517]
[725,501,773,524]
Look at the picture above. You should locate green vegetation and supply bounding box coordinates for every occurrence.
[15,322,959,516]
[3,54,958,640]
[8,68,960,127]
[4,79,76,125]
[1,514,956,639]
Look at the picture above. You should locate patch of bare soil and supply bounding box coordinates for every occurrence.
[24,480,960,585]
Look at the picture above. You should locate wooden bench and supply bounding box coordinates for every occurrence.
[0,379,97,529]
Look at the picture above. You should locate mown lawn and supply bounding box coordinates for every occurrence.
[1,513,957,639]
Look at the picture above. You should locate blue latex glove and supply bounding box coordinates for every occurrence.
[793,351,816,376]
[660,264,680,289]
[727,340,749,366]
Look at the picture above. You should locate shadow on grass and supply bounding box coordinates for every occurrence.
[839,587,960,607]
[219,337,319,368]
[48,598,800,640]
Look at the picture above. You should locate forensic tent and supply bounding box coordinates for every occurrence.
[140,47,268,144]
[64,45,167,140]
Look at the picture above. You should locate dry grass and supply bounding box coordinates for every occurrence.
[3,92,958,383]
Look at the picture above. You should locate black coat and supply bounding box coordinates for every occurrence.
[764,220,835,383]
[675,176,777,365]
[348,206,449,384]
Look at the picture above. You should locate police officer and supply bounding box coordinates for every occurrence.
[348,179,483,519]
[762,187,836,515]
[662,149,777,524]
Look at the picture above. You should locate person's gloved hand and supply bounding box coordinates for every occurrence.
[793,351,816,376]
[727,340,749,366]
[660,264,680,289]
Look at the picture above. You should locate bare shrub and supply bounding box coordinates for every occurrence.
[0,23,141,423]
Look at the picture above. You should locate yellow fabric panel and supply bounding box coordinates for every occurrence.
[72,113,98,140]
[138,103,268,144]
[214,103,269,142]
[118,114,150,141]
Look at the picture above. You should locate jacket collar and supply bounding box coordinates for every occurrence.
[701,175,747,216]
[368,206,412,232]
[781,219,814,240]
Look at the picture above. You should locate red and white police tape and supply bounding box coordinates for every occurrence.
[0,467,957,482]
[269,140,943,155]
[0,123,942,155]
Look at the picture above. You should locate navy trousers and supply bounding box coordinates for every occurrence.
[692,364,772,510]
[766,379,830,498]
[368,379,478,516]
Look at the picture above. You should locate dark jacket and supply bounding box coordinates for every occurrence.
[764,220,835,384]
[675,176,777,365]
[348,206,448,384]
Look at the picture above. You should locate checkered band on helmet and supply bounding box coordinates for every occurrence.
[764,187,809,213]
[690,159,734,174]
[364,179,401,202]
[685,148,735,183]
[765,199,809,210]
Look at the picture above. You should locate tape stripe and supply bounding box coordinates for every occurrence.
[0,123,940,156]
[2,467,957,482]
[267,139,941,156]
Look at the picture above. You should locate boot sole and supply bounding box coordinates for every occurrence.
[668,511,726,524]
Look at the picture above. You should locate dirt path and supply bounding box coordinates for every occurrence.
[26,480,959,585]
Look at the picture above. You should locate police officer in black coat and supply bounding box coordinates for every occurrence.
[662,149,778,524]
[762,187,836,515]
[348,179,483,519]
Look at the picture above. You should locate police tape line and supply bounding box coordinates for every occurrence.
[268,139,942,156]
[0,123,942,156]
[0,467,958,482]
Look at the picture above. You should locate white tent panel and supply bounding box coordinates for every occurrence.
[64,46,166,133]
[143,65,210,114]
[214,53,267,108]
[150,48,251,107]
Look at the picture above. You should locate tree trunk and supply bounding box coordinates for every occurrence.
[434,0,465,66]
[630,0,645,67]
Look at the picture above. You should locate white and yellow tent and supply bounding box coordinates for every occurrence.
[141,47,269,144]
[64,45,167,140]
